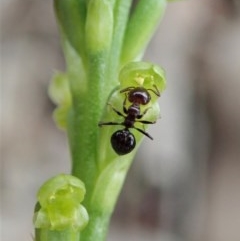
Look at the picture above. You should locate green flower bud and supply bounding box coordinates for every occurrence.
[34,174,88,232]
[119,61,166,101]
[121,0,167,63]
[48,72,72,130]
[54,0,86,58]
[48,72,71,106]
[85,0,113,52]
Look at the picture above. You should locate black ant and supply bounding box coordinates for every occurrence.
[98,85,160,155]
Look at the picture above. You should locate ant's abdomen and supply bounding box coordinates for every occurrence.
[111,130,136,155]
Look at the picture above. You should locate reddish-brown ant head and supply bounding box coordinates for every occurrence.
[128,87,151,105]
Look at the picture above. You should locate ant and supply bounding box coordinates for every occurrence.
[98,85,160,155]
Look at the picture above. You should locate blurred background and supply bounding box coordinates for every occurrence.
[1,0,240,240]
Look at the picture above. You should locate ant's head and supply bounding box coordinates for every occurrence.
[121,87,151,105]
[128,87,151,105]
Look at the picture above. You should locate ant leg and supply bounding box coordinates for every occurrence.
[133,126,153,140]
[135,119,156,136]
[120,86,135,94]
[137,107,152,119]
[137,120,156,125]
[98,121,122,127]
[123,93,128,114]
[147,84,160,97]
[107,103,125,118]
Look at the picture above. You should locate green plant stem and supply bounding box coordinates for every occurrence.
[49,1,168,241]
[64,2,132,240]
[35,229,80,241]
[70,51,109,202]
[79,210,110,241]
[66,47,110,240]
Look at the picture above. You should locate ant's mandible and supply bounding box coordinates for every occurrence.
[98,85,160,155]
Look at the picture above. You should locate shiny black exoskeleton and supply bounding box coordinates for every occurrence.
[98,85,160,155]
